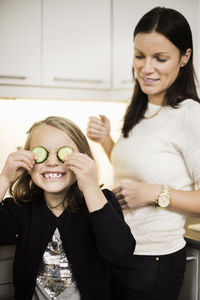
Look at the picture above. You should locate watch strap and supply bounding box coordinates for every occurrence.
[155,185,170,207]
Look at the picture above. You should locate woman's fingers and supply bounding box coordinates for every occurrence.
[87,116,109,142]
[118,197,129,210]
[112,186,121,194]
[87,122,107,136]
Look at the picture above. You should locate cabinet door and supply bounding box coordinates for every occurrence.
[178,247,199,300]
[0,0,41,86]
[113,0,199,90]
[42,0,111,89]
[0,245,15,297]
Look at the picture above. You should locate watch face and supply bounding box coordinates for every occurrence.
[159,195,170,208]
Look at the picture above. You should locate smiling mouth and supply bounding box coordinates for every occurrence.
[43,173,65,179]
[142,77,159,83]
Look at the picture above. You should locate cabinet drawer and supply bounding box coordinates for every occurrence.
[0,282,14,298]
[0,259,13,284]
[0,246,15,260]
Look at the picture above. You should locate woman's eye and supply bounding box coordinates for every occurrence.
[157,57,167,62]
[135,55,144,59]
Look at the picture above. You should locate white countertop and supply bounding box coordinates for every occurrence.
[188,223,200,232]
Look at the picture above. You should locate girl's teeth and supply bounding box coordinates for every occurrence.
[44,173,62,179]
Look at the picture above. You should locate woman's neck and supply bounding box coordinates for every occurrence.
[148,94,164,106]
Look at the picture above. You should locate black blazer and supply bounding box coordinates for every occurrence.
[0,189,135,299]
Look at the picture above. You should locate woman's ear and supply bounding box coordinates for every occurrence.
[180,48,192,67]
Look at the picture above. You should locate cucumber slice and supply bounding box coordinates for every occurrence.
[57,146,74,162]
[32,146,48,163]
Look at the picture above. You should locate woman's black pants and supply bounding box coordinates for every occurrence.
[111,247,186,300]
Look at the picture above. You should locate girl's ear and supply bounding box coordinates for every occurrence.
[180,48,192,67]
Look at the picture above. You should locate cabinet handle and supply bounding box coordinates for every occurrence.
[120,80,133,84]
[54,77,103,84]
[0,256,14,261]
[186,256,197,261]
[0,75,26,80]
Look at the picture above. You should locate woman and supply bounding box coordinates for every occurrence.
[87,7,200,300]
[0,116,135,299]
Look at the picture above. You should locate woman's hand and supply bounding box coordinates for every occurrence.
[112,179,161,210]
[87,114,111,145]
[0,150,35,185]
[87,115,115,160]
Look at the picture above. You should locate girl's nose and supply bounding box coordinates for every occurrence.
[46,153,59,166]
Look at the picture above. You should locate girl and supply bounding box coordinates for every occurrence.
[0,116,135,300]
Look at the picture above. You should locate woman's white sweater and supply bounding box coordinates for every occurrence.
[111,99,200,255]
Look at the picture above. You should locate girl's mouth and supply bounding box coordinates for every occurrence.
[43,172,65,179]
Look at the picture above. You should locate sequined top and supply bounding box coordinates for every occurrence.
[1,190,135,299]
[33,228,80,300]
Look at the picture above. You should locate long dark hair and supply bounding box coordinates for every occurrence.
[122,7,200,137]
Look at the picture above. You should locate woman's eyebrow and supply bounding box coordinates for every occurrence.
[134,48,170,55]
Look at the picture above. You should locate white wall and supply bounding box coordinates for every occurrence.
[0,99,127,188]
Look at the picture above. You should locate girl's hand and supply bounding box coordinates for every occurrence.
[87,114,111,145]
[112,179,161,210]
[65,153,107,212]
[65,153,99,194]
[0,150,36,185]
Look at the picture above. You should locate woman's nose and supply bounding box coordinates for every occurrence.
[142,59,154,73]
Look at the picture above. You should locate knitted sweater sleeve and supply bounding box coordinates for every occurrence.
[182,101,200,186]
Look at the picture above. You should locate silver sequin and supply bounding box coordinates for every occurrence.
[36,228,76,299]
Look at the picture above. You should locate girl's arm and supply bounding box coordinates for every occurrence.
[0,175,11,202]
[89,189,135,264]
[65,152,108,212]
[65,153,135,263]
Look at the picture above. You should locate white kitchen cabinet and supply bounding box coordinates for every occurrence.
[113,0,200,90]
[113,0,166,90]
[42,0,111,90]
[0,0,41,86]
[0,0,199,100]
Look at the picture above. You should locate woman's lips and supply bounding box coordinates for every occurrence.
[142,76,159,84]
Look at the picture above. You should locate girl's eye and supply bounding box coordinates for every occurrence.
[32,146,48,163]
[57,146,74,163]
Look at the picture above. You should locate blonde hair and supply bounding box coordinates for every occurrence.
[10,116,93,212]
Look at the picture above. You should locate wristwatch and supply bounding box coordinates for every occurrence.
[155,185,170,208]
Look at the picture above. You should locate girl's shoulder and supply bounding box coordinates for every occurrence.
[1,197,16,207]
[1,197,31,210]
